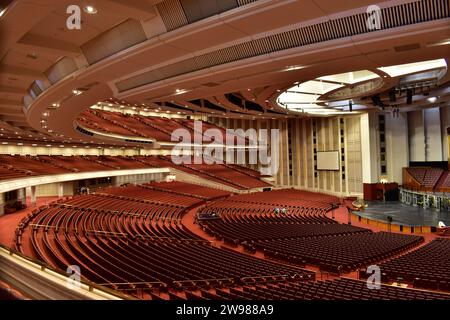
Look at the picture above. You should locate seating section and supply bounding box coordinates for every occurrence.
[77,109,248,144]
[203,220,368,243]
[403,167,445,191]
[190,278,449,300]
[11,184,450,300]
[0,155,71,175]
[145,181,230,200]
[257,232,423,273]
[0,281,27,300]
[376,238,450,292]
[15,184,314,299]
[0,155,269,190]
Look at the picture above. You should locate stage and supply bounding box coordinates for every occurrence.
[354,201,450,227]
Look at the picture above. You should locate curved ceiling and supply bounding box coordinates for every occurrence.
[278,59,448,115]
[0,0,449,149]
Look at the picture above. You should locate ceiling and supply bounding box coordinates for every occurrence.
[0,0,448,149]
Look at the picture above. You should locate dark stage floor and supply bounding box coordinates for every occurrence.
[354,201,450,227]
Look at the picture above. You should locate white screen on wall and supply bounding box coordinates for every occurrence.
[317,151,339,170]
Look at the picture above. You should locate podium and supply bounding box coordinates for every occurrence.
[363,183,399,201]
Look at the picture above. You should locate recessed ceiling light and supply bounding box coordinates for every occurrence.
[427,97,437,103]
[84,5,97,14]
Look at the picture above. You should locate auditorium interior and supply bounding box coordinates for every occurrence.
[0,0,449,301]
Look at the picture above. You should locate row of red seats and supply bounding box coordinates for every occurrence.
[258,232,423,273]
[145,181,230,200]
[188,278,449,300]
[202,220,369,243]
[15,184,314,298]
[374,238,450,292]
[404,167,445,191]
[77,109,249,144]
[0,155,270,190]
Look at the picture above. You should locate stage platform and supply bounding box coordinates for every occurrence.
[354,201,450,227]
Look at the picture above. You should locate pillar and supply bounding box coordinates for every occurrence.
[58,183,64,198]
[424,107,443,161]
[17,188,26,206]
[360,113,379,184]
[0,193,4,216]
[30,186,37,206]
[385,112,409,183]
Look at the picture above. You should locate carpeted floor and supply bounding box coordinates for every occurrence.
[0,196,58,249]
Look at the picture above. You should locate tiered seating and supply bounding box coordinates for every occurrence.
[257,232,423,273]
[403,167,444,191]
[79,110,136,136]
[176,118,246,144]
[98,185,201,207]
[76,109,249,144]
[203,220,368,243]
[15,184,314,298]
[0,155,269,190]
[0,155,70,175]
[134,155,271,190]
[436,171,450,192]
[145,181,230,200]
[12,183,450,300]
[39,155,113,172]
[0,164,29,181]
[184,162,270,189]
[192,278,450,300]
[376,238,450,291]
[0,281,27,300]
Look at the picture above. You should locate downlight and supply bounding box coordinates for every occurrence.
[84,6,98,14]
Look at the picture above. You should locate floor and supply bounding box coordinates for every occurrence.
[354,201,450,227]
[0,196,58,249]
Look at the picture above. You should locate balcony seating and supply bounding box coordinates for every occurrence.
[0,155,269,189]
[76,109,249,144]
[145,181,230,200]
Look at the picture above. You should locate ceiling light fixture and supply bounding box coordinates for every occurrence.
[84,5,98,14]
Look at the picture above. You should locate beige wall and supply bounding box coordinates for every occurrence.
[34,182,75,197]
[210,115,364,197]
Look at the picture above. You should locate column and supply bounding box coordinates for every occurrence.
[0,193,4,216]
[423,107,443,161]
[408,110,425,162]
[385,112,409,183]
[58,183,64,198]
[360,113,379,184]
[30,186,37,206]
[18,188,26,206]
